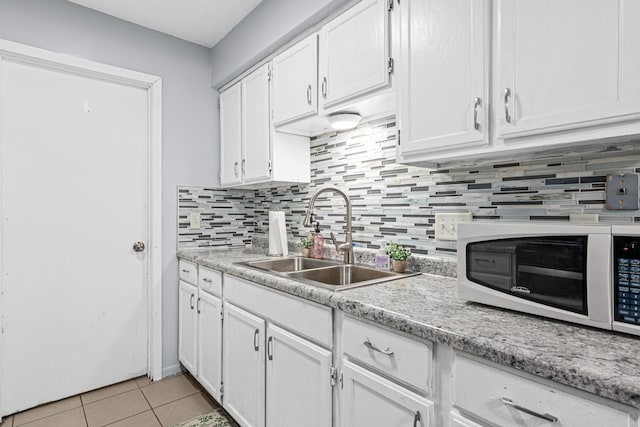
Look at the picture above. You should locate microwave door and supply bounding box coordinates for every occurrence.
[514,237,588,314]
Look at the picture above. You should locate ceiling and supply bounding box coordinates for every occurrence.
[67,0,263,48]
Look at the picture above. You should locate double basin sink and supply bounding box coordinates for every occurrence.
[237,257,418,291]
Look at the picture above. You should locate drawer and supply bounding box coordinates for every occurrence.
[199,266,222,297]
[454,354,635,426]
[469,251,511,275]
[179,260,198,285]
[343,315,432,393]
[224,275,333,348]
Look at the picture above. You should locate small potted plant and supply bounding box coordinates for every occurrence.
[387,241,411,273]
[300,234,313,258]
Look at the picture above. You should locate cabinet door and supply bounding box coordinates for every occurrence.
[266,324,332,427]
[451,413,483,427]
[220,83,243,186]
[178,281,198,376]
[197,292,222,402]
[398,0,489,157]
[272,34,318,125]
[497,0,640,140]
[319,0,389,108]
[223,303,266,427]
[242,64,271,184]
[341,361,434,427]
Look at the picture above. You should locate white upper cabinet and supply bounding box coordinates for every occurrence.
[219,83,242,186]
[397,0,489,160]
[242,64,271,184]
[497,0,640,141]
[319,0,390,108]
[219,64,310,189]
[272,34,318,125]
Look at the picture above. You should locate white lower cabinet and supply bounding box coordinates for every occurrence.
[197,291,222,401]
[450,413,483,427]
[341,361,434,427]
[266,324,333,427]
[453,353,636,427]
[222,303,266,427]
[222,275,334,427]
[179,267,223,403]
[178,280,198,375]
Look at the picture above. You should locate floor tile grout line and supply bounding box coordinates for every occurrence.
[12,399,83,427]
[149,390,201,411]
[15,407,84,427]
[138,384,164,427]
[81,402,89,427]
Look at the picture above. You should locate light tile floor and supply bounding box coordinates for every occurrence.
[0,372,234,427]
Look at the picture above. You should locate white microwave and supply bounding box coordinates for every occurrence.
[457,222,614,331]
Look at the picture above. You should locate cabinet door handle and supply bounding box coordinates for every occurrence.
[241,159,246,176]
[189,294,195,310]
[363,339,394,356]
[202,277,212,283]
[473,97,481,131]
[500,397,558,423]
[306,84,312,105]
[504,88,512,123]
[321,77,327,99]
[181,269,190,273]
[253,328,260,351]
[196,297,201,314]
[234,161,239,177]
[267,336,274,360]
[413,410,421,427]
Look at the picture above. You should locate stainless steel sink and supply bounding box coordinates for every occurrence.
[288,265,400,290]
[237,257,418,291]
[241,257,340,272]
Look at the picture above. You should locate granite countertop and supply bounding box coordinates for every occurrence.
[177,248,640,409]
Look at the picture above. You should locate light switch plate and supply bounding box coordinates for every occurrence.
[189,212,202,229]
[606,174,639,210]
[435,212,472,241]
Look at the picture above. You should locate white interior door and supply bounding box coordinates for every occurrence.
[1,57,149,414]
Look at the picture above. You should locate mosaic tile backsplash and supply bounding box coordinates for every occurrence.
[179,115,640,257]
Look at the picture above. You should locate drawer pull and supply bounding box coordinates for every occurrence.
[181,269,190,273]
[196,297,201,314]
[253,329,260,351]
[413,410,421,427]
[500,397,558,423]
[202,277,212,283]
[363,339,394,356]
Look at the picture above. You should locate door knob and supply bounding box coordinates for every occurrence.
[133,241,146,252]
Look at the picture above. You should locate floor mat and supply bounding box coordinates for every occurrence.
[173,408,237,427]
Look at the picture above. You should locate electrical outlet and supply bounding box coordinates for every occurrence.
[189,212,202,229]
[435,212,472,241]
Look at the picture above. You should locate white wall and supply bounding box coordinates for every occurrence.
[0,0,217,375]
[210,0,351,88]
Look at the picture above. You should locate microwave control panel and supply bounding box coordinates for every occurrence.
[613,236,640,325]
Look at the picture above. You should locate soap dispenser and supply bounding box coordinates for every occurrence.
[311,222,325,259]
[375,239,390,270]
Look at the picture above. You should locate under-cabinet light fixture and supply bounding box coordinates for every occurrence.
[328,112,361,130]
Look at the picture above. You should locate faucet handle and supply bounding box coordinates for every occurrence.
[329,232,341,253]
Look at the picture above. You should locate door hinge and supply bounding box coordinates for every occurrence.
[267,67,272,81]
[397,129,401,146]
[268,160,272,172]
[388,0,394,11]
[330,366,338,386]
[388,57,395,74]
[220,382,224,398]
